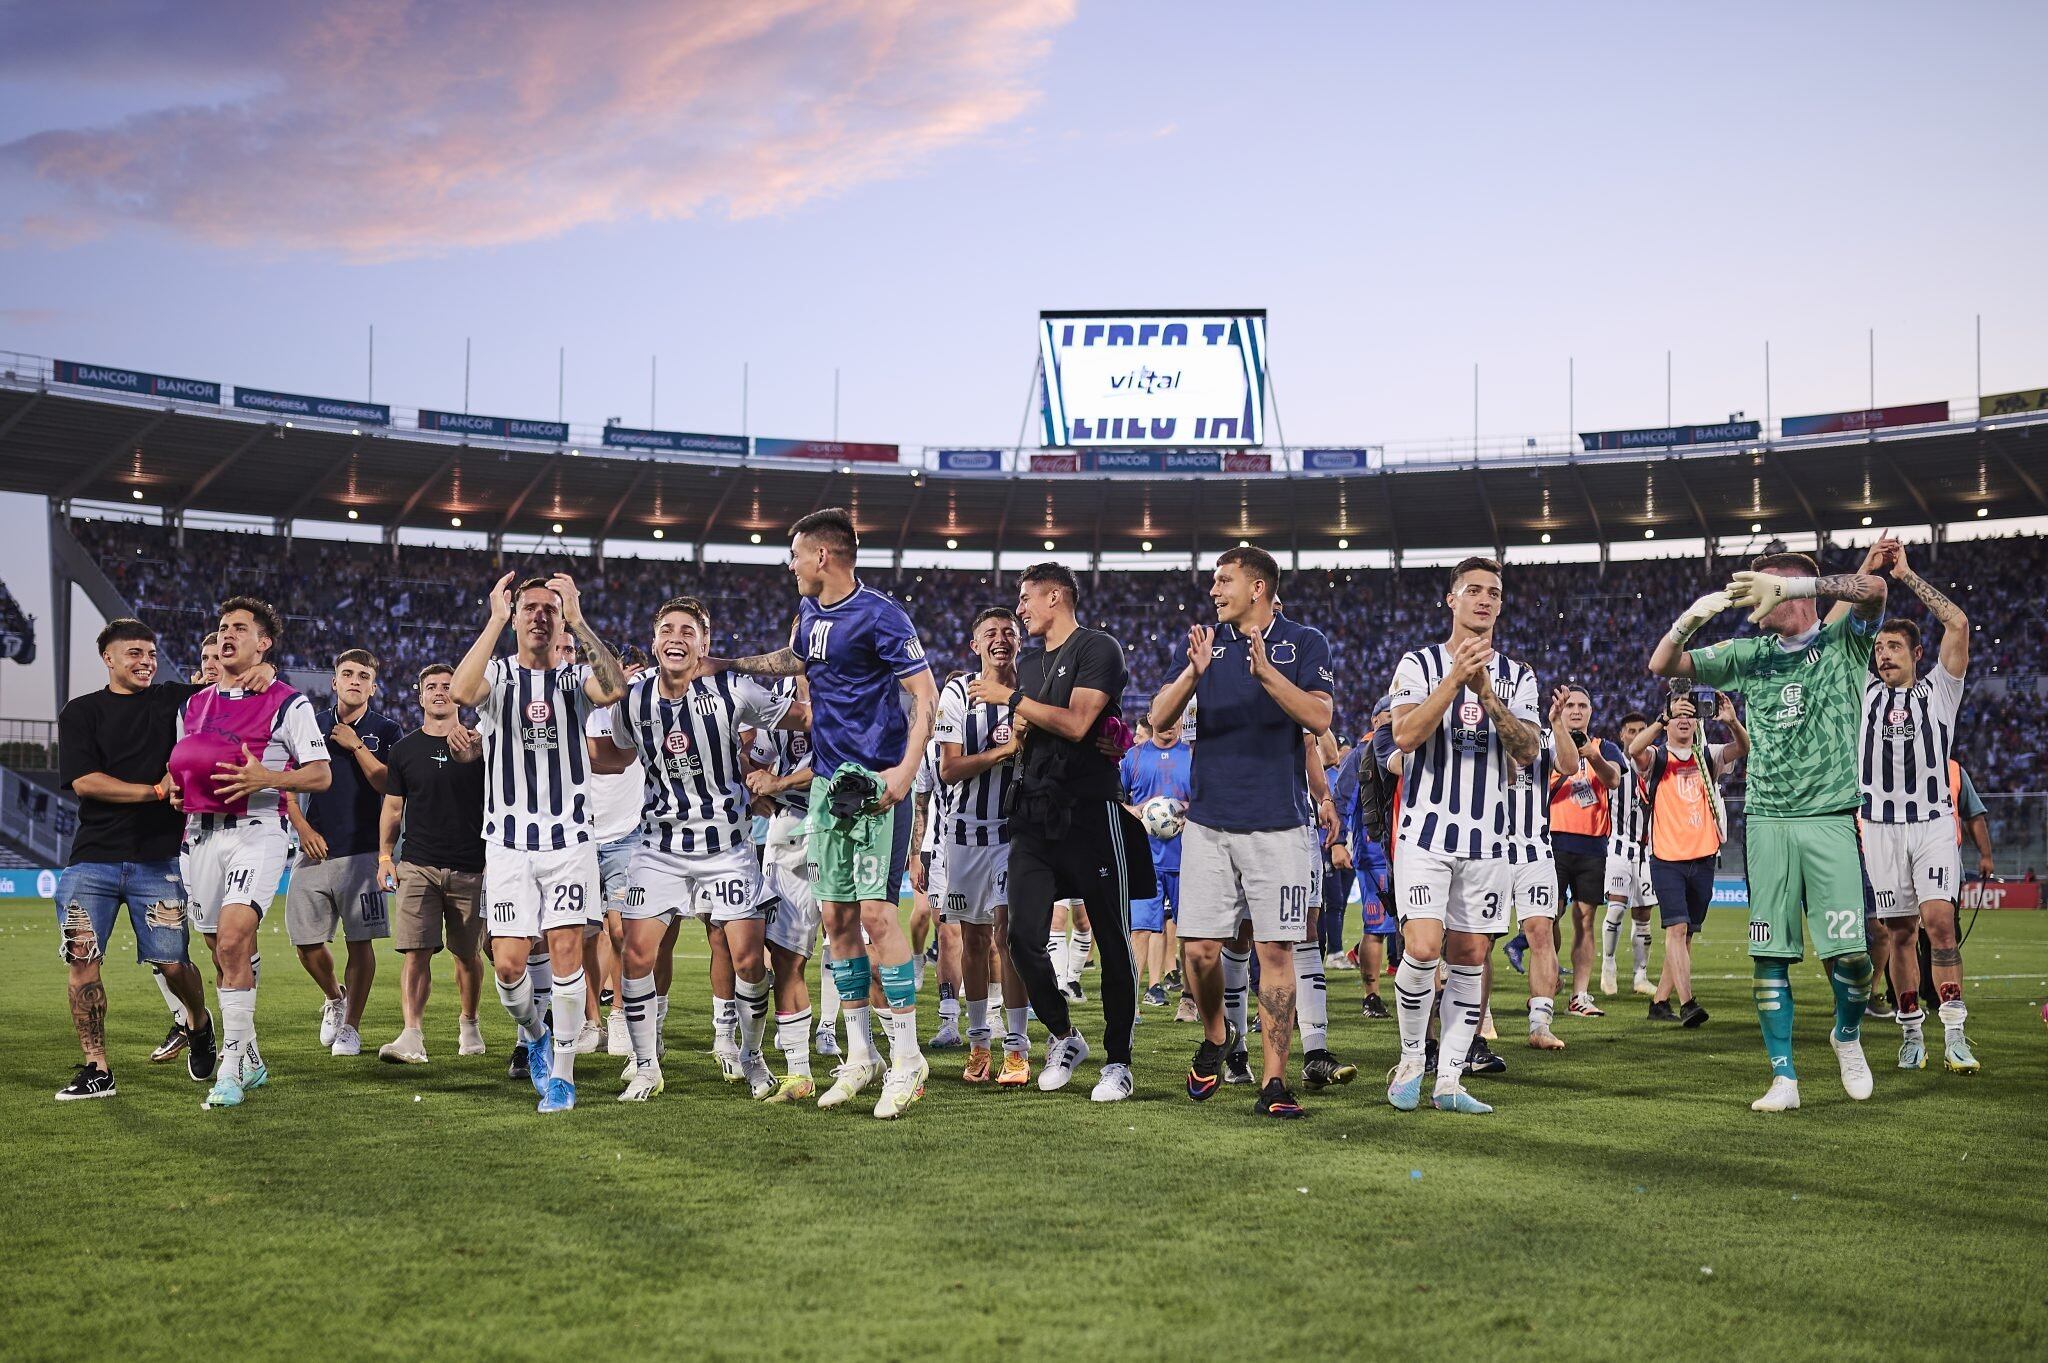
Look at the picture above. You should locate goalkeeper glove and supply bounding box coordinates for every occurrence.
[1725,572,1816,626]
[1666,590,1733,647]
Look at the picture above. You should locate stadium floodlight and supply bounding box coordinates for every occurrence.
[946,538,958,550]
[1861,515,1872,526]
[1043,539,1055,551]
[1750,522,1762,533]
[1644,529,1656,539]
[652,528,664,539]
[1337,538,1349,550]
[1540,533,1551,544]
[451,516,462,527]
[1142,539,1154,551]
[347,509,359,520]
[131,488,144,500]
[750,533,762,544]
[1977,507,1989,517]
[551,522,564,534]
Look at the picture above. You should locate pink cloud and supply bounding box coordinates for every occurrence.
[0,0,1074,260]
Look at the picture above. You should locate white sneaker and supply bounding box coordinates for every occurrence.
[873,1057,930,1119]
[814,1028,841,1058]
[1598,963,1618,996]
[930,1020,963,1049]
[318,993,346,1048]
[1038,1031,1090,1091]
[575,1020,603,1054]
[1632,971,1654,997]
[458,1018,486,1055]
[618,1062,665,1102]
[605,1010,631,1056]
[329,1024,361,1057]
[818,1058,885,1110]
[377,1029,428,1065]
[1751,1076,1802,1112]
[1832,1032,1874,1100]
[1090,1062,1134,1102]
[743,1051,778,1101]
[714,1043,745,1083]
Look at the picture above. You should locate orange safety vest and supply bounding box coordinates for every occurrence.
[1548,756,1612,839]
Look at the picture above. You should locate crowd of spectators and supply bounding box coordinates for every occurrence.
[75,518,2046,799]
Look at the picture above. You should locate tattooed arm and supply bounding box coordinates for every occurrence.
[704,647,807,678]
[1892,547,1969,676]
[1815,572,1888,621]
[1472,664,1541,766]
[877,669,939,813]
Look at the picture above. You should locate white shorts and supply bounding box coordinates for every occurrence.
[1863,816,1961,919]
[483,841,600,939]
[1178,820,1313,943]
[627,842,764,925]
[1511,856,1559,922]
[763,816,821,958]
[182,820,291,933]
[940,839,1008,927]
[1394,843,1513,935]
[1604,850,1652,909]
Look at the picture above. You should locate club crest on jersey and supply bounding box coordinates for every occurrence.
[1269,640,1297,664]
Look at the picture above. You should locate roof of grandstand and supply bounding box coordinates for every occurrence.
[3,356,2045,553]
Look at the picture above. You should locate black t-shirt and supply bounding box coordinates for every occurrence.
[1014,626,1128,803]
[302,706,407,858]
[385,727,486,873]
[59,682,200,865]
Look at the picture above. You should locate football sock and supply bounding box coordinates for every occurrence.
[1048,931,1068,983]
[735,974,771,1059]
[219,986,256,1076]
[1753,959,1796,1079]
[622,973,659,1067]
[819,961,843,1028]
[1631,920,1652,976]
[712,995,739,1053]
[497,971,545,1043]
[1528,995,1556,1035]
[1896,989,1923,1039]
[528,957,554,1024]
[776,1009,813,1079]
[1292,941,1329,1053]
[1601,904,1625,970]
[550,968,585,1083]
[1222,947,1251,1048]
[153,966,190,1027]
[966,997,991,1048]
[1435,963,1485,1093]
[843,1004,877,1065]
[654,993,669,1050]
[877,960,922,1067]
[1828,951,1872,1043]
[1065,930,1093,985]
[1394,955,1438,1060]
[1938,992,1967,1034]
[938,985,961,1026]
[1003,1006,1030,1056]
[246,954,263,1068]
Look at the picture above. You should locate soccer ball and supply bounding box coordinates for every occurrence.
[1141,797,1186,841]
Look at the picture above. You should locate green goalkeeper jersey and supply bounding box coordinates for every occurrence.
[1687,612,1878,819]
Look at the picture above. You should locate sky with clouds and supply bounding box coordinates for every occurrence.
[3,0,2046,447]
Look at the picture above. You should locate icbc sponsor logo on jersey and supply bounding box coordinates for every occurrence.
[1452,700,1489,752]
[661,727,703,777]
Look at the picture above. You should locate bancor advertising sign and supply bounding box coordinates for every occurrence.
[1040,310,1266,447]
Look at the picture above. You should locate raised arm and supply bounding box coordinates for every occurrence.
[1247,628,1333,736]
[1891,545,1969,677]
[549,574,625,705]
[1392,645,1475,754]
[1649,591,1732,679]
[1148,625,1211,730]
[1473,654,1539,767]
[453,570,514,707]
[1714,692,1751,764]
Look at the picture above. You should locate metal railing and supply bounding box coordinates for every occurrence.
[1,764,74,864]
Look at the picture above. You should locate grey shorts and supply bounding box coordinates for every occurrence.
[393,862,485,955]
[1177,820,1313,943]
[285,851,390,946]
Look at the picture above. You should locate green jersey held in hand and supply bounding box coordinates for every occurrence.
[1687,612,1878,819]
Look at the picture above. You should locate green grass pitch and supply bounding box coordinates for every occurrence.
[5,904,2047,1362]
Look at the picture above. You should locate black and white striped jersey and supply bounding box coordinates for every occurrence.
[611,671,789,855]
[1388,644,1540,859]
[473,658,597,851]
[1860,664,1964,823]
[746,725,814,816]
[914,738,947,854]
[1502,727,1556,865]
[1608,760,1651,862]
[933,674,1017,847]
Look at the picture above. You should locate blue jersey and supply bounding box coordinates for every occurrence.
[302,705,405,858]
[1188,614,1334,834]
[795,582,929,776]
[1121,738,1193,871]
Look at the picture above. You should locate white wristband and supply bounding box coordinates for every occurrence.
[1783,577,1819,600]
